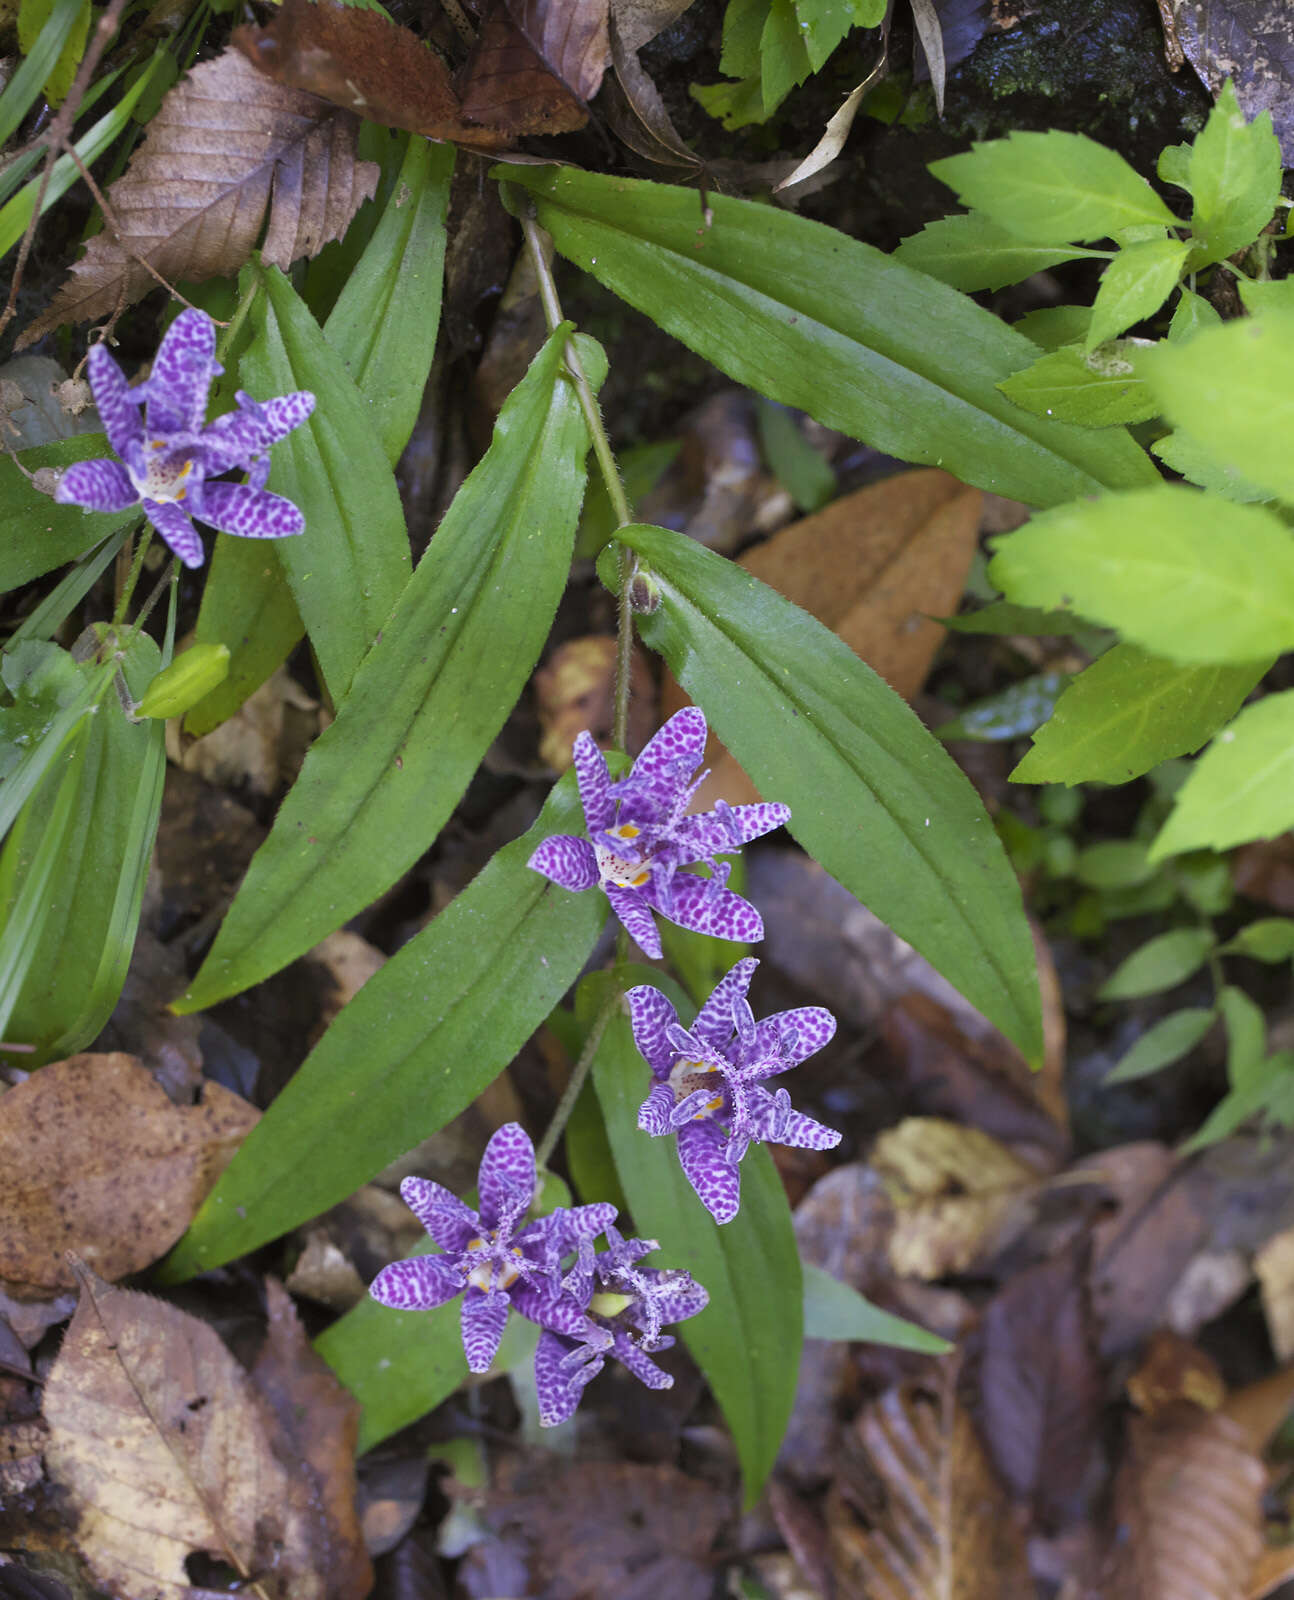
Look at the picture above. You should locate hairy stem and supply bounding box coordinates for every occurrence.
[534,986,620,1171]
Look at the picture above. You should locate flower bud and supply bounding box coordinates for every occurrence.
[135,643,230,719]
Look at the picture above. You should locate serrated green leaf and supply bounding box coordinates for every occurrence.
[989,486,1294,664]
[498,169,1157,509]
[1151,689,1294,860]
[1158,142,1192,189]
[161,776,604,1280]
[928,130,1177,244]
[936,672,1065,742]
[792,0,866,73]
[1151,430,1272,503]
[0,437,138,592]
[801,1263,950,1349]
[720,0,767,77]
[239,265,411,704]
[1014,305,1094,351]
[759,0,813,108]
[1186,80,1281,268]
[175,329,599,1013]
[1167,288,1222,343]
[1086,238,1187,349]
[324,135,453,466]
[1104,1007,1216,1083]
[1238,279,1294,315]
[587,967,800,1506]
[895,213,1107,293]
[997,344,1158,427]
[1221,918,1294,962]
[690,72,767,130]
[1011,644,1269,786]
[1098,927,1216,1000]
[1141,311,1294,505]
[611,521,1043,1063]
[756,400,834,512]
[942,600,1080,637]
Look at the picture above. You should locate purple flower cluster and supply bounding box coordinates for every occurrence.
[367,1124,707,1427]
[55,309,313,569]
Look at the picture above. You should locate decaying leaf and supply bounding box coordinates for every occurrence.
[1126,1329,1227,1420]
[506,0,610,101]
[457,0,588,137]
[605,14,702,171]
[872,1117,1041,1279]
[20,51,378,345]
[1255,1225,1294,1361]
[0,1052,257,1295]
[1173,1,1294,163]
[533,636,655,770]
[42,1265,370,1600]
[827,1370,1033,1598]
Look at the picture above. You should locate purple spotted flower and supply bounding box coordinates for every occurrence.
[516,1226,709,1427]
[629,958,841,1224]
[368,1123,616,1375]
[54,309,313,569]
[527,707,789,959]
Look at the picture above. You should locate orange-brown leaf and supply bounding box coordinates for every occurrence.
[505,0,610,102]
[457,0,588,136]
[19,50,378,346]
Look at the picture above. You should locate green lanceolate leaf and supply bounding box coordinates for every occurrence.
[175,328,600,1014]
[498,169,1156,509]
[587,967,801,1506]
[801,1263,950,1349]
[614,521,1044,1063]
[0,640,113,843]
[1086,238,1188,349]
[1151,689,1294,860]
[325,135,454,466]
[1011,644,1270,786]
[1186,80,1280,268]
[0,438,138,592]
[895,212,1107,293]
[928,130,1177,243]
[239,265,412,703]
[1141,311,1294,504]
[989,486,1294,664]
[1098,928,1216,1000]
[0,0,84,146]
[0,628,164,1061]
[161,776,605,1280]
[997,344,1157,427]
[1222,919,1294,962]
[1104,1007,1216,1083]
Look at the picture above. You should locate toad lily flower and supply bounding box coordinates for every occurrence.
[629,958,841,1224]
[528,707,789,958]
[368,1123,616,1374]
[54,309,313,569]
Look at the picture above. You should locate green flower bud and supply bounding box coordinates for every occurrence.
[135,643,230,719]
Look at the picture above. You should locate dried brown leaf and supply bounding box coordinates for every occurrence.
[1127,1329,1226,1420]
[457,0,588,137]
[1104,1404,1265,1600]
[1173,1,1294,163]
[610,0,696,54]
[0,1052,257,1295]
[506,0,610,101]
[1219,1364,1294,1458]
[42,1265,369,1600]
[1256,1225,1294,1361]
[20,50,378,346]
[827,1371,1032,1599]
[605,16,701,170]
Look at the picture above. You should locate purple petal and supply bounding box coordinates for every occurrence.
[198,389,314,474]
[758,1103,842,1151]
[627,984,681,1078]
[477,1122,536,1229]
[400,1175,479,1254]
[85,343,144,459]
[534,1331,591,1425]
[512,1283,593,1336]
[142,309,218,436]
[751,1006,837,1071]
[610,1329,673,1390]
[637,1082,676,1136]
[571,730,613,832]
[546,1201,618,1255]
[630,708,707,796]
[653,1277,709,1324]
[368,1253,464,1311]
[199,481,304,540]
[144,499,204,568]
[528,835,598,892]
[676,1120,741,1224]
[651,874,764,945]
[461,1288,510,1373]
[54,458,138,514]
[690,958,759,1049]
[671,800,791,860]
[605,886,662,958]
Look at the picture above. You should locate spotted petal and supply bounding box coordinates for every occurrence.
[141,308,219,436]
[143,499,204,568]
[198,389,315,475]
[85,342,144,460]
[615,706,706,820]
[511,1282,593,1337]
[461,1287,511,1373]
[752,1099,842,1151]
[676,1119,741,1224]
[649,872,763,945]
[571,730,614,832]
[626,984,681,1078]
[477,1122,536,1233]
[400,1175,479,1253]
[637,1081,675,1136]
[368,1253,463,1311]
[750,1006,837,1071]
[199,481,304,540]
[527,834,598,892]
[534,1331,594,1425]
[671,800,791,861]
[54,458,137,514]
[610,1329,674,1389]
[690,958,758,1048]
[605,886,662,958]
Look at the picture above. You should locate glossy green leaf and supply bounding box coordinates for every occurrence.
[758,0,812,110]
[1157,142,1192,189]
[936,672,1065,742]
[588,967,801,1505]
[801,1263,950,1349]
[1186,80,1280,267]
[0,641,112,842]
[1014,305,1094,351]
[929,130,1176,243]
[137,643,230,720]
[1167,288,1222,343]
[614,520,1043,1063]
[239,265,411,703]
[1086,238,1187,349]
[895,216,1106,293]
[499,168,1156,509]
[1141,312,1294,504]
[176,328,599,1013]
[1098,928,1216,1000]
[997,344,1157,427]
[0,438,139,592]
[1151,689,1294,860]
[1104,1007,1216,1083]
[0,0,83,146]
[1221,918,1294,962]
[1011,645,1270,786]
[324,136,453,466]
[1151,430,1272,503]
[989,486,1294,664]
[161,777,605,1279]
[1238,279,1294,315]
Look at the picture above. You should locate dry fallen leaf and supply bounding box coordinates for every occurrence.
[827,1370,1033,1598]
[1255,1226,1294,1361]
[506,0,610,101]
[1173,1,1294,163]
[0,1052,257,1295]
[20,51,377,345]
[872,1117,1042,1279]
[1126,1329,1227,1420]
[43,1265,370,1600]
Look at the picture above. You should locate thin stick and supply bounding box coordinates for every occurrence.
[534,990,619,1170]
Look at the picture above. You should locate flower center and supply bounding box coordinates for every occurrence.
[130,441,196,505]
[595,827,653,890]
[669,1058,725,1118]
[465,1235,523,1291]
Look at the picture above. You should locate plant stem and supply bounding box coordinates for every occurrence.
[111,524,152,625]
[217,274,260,360]
[534,986,619,1171]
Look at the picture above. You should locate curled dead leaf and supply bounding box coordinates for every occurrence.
[0,1052,257,1295]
